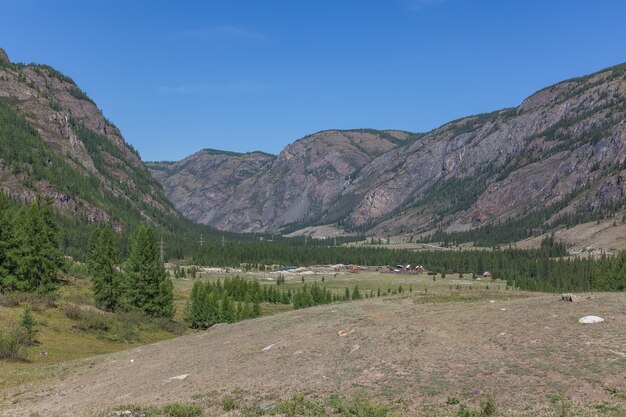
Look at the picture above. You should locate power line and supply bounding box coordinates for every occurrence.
[159,236,165,263]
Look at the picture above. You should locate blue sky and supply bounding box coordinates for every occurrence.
[1,0,625,161]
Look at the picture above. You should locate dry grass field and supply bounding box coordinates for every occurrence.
[2,287,625,416]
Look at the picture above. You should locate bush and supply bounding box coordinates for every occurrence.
[161,403,202,417]
[0,293,20,307]
[63,303,83,320]
[480,399,497,416]
[222,396,236,411]
[0,328,27,360]
[76,312,114,333]
[152,318,186,336]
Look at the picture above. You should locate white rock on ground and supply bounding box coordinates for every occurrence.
[578,316,604,324]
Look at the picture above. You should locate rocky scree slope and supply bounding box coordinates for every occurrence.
[152,64,626,237]
[0,48,177,231]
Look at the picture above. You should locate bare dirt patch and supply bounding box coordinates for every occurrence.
[2,293,625,416]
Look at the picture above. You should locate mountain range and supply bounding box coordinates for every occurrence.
[149,62,626,243]
[2,47,625,249]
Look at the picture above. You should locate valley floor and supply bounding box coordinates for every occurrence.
[2,291,625,416]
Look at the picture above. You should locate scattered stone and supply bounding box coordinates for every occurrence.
[579,316,604,324]
[500,308,506,311]
[338,327,355,337]
[258,402,276,411]
[168,374,189,381]
[293,350,303,356]
[262,344,275,352]
[350,344,360,354]
[129,359,134,363]
[489,300,495,303]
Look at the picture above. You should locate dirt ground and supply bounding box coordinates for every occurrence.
[2,292,626,416]
[513,216,626,254]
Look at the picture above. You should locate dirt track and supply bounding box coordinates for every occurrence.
[3,293,626,416]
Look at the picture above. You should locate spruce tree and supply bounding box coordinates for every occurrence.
[20,306,37,345]
[9,199,63,293]
[185,281,203,328]
[252,300,262,317]
[124,225,174,318]
[0,193,15,291]
[88,226,122,311]
[220,293,234,323]
[351,285,362,300]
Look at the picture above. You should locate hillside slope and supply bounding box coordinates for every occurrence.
[0,49,229,258]
[152,63,626,241]
[4,293,625,416]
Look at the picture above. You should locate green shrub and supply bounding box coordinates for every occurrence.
[76,312,114,332]
[222,396,236,411]
[0,293,19,307]
[0,328,27,360]
[480,399,497,416]
[63,303,83,320]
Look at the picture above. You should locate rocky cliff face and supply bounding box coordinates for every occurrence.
[0,50,177,230]
[153,63,626,236]
[150,130,412,232]
[148,150,275,226]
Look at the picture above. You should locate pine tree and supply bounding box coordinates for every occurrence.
[88,226,122,311]
[351,285,362,300]
[124,225,174,318]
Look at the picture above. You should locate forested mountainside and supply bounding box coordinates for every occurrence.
[0,49,227,258]
[153,63,626,241]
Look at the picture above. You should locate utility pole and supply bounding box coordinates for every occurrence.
[199,234,204,247]
[221,235,225,248]
[159,236,165,263]
[304,235,308,247]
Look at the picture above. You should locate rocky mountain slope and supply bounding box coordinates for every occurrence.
[150,130,413,232]
[148,149,275,226]
[152,63,626,239]
[0,48,178,233]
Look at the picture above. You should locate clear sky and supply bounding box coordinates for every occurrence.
[1,0,625,161]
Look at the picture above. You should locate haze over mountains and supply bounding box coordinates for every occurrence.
[149,63,626,239]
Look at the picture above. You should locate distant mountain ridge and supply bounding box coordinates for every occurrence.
[151,62,626,240]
